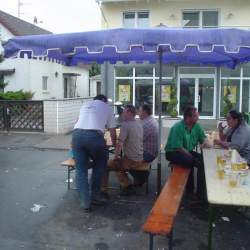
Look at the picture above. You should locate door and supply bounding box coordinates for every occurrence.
[179,75,215,118]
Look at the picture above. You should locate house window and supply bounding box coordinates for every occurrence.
[42,76,48,91]
[183,10,218,28]
[115,65,174,116]
[123,11,149,28]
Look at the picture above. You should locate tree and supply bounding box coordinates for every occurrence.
[89,62,100,77]
[0,54,8,92]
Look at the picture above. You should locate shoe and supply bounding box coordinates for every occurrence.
[100,191,109,200]
[120,185,136,196]
[91,194,108,206]
[83,207,92,213]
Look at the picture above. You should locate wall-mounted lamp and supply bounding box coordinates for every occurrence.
[227,13,234,19]
[55,71,58,78]
[169,14,176,20]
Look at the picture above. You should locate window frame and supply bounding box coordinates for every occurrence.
[122,10,150,28]
[42,76,48,91]
[182,9,219,28]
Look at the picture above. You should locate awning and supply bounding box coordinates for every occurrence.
[0,68,15,76]
[3,28,250,68]
[63,73,81,77]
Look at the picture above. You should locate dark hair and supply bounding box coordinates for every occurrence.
[183,106,197,120]
[141,104,152,116]
[228,110,243,124]
[227,110,243,142]
[124,104,136,116]
[93,94,107,103]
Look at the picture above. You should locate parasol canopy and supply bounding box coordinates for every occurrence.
[3,28,250,68]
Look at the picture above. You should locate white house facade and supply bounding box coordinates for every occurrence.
[0,10,92,100]
[96,0,250,120]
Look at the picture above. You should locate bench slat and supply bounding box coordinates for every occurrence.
[142,166,190,236]
[61,159,75,167]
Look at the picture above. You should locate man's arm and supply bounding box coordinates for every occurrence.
[109,127,117,147]
[214,139,229,149]
[176,147,193,157]
[114,140,123,159]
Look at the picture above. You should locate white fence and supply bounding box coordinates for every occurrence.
[43,98,91,134]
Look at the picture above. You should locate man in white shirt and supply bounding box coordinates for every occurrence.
[72,94,116,211]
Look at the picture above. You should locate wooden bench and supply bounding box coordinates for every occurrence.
[61,158,151,193]
[61,158,76,190]
[142,165,191,250]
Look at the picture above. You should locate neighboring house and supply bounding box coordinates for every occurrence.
[89,74,102,97]
[0,9,91,99]
[96,0,250,120]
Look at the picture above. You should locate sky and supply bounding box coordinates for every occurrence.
[0,0,101,33]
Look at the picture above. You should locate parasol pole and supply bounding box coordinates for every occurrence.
[157,47,163,195]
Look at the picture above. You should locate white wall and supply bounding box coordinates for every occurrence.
[43,98,91,134]
[1,58,90,100]
[101,0,250,29]
[0,24,13,41]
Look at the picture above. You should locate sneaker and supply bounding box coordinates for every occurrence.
[100,191,109,200]
[83,207,92,213]
[120,185,136,196]
[91,194,108,206]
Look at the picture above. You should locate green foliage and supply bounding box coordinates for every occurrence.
[89,62,100,77]
[0,54,4,63]
[166,80,178,118]
[0,90,34,100]
[223,81,233,117]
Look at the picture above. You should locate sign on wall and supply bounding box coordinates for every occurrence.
[118,84,131,102]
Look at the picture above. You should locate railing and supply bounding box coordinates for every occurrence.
[0,100,44,132]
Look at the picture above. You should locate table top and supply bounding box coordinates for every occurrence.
[203,148,250,207]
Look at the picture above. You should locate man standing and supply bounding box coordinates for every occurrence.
[102,104,149,195]
[130,104,158,186]
[165,106,207,200]
[72,94,116,211]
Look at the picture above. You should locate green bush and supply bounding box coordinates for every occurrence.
[0,90,34,100]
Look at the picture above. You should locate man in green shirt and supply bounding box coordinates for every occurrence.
[165,106,207,200]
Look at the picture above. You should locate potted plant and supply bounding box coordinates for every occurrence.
[166,81,178,118]
[222,81,233,117]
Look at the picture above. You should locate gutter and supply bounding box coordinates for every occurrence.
[96,1,109,29]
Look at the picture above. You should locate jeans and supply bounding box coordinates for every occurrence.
[72,129,108,208]
[165,150,206,199]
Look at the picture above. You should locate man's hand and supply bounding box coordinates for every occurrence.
[114,141,122,159]
[218,122,226,132]
[201,139,212,148]
[214,139,229,149]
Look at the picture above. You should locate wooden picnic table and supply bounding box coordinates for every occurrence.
[203,148,250,250]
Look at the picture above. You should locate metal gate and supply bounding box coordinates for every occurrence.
[0,100,44,132]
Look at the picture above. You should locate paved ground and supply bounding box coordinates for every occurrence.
[0,132,250,250]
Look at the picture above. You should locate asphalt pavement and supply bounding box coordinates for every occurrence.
[0,132,250,250]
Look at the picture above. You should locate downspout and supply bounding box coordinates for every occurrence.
[96,1,109,29]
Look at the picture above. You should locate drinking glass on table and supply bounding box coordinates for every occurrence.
[216,156,226,179]
[228,171,239,188]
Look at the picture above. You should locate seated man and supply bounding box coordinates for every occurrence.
[165,106,208,200]
[129,104,159,186]
[102,104,149,195]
